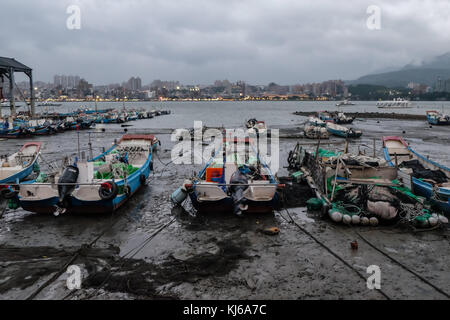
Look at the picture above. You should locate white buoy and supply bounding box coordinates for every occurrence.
[428,217,438,227]
[438,215,449,224]
[369,217,379,226]
[329,209,343,223]
[351,215,360,225]
[361,217,370,226]
[342,215,352,225]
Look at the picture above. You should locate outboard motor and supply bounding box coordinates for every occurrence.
[229,170,249,216]
[57,165,79,214]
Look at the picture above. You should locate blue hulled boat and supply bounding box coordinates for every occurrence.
[18,134,158,215]
[326,122,362,138]
[0,142,41,184]
[382,136,450,214]
[426,110,450,125]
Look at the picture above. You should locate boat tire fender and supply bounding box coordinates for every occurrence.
[140,174,147,186]
[150,161,154,171]
[99,181,119,200]
[124,185,131,197]
[0,188,17,200]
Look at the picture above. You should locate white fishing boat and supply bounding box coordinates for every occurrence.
[336,99,355,107]
[171,137,281,215]
[0,142,41,184]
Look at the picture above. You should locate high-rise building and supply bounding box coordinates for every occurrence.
[53,74,81,88]
[127,77,142,91]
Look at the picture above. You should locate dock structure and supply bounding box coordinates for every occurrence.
[0,57,35,118]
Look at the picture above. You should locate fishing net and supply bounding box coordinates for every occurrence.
[400,160,447,184]
[314,148,341,159]
[95,163,139,179]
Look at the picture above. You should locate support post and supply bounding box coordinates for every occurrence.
[9,68,15,117]
[28,71,35,118]
[373,138,376,158]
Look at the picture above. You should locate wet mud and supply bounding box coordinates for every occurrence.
[0,115,449,300]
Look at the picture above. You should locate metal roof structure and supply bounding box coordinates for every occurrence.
[0,56,35,117]
[0,56,32,74]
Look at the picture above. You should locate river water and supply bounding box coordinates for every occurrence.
[2,100,450,128]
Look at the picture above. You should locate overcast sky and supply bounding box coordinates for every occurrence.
[1,0,450,85]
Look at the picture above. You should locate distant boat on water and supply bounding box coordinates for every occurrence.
[336,99,355,107]
[426,110,450,125]
[377,98,413,109]
[38,101,62,107]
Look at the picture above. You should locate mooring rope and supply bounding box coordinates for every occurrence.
[355,231,450,299]
[278,202,391,300]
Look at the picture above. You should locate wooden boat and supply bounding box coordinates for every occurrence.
[180,137,281,215]
[382,136,450,213]
[0,142,41,184]
[18,135,158,214]
[426,110,450,125]
[326,122,362,138]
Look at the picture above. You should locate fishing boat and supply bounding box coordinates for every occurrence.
[332,112,355,124]
[0,120,32,139]
[303,125,329,139]
[307,116,326,127]
[318,111,333,121]
[326,122,362,138]
[426,110,450,125]
[382,136,450,213]
[0,142,41,184]
[18,134,159,215]
[172,137,281,215]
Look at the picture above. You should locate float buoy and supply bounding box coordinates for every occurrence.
[351,215,360,225]
[342,214,352,225]
[369,217,379,226]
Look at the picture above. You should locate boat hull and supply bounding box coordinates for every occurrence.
[18,137,156,214]
[189,192,280,214]
[382,136,450,214]
[327,127,362,138]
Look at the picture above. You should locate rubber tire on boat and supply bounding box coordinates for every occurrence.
[98,181,119,201]
[140,174,147,186]
[150,161,154,171]
[124,185,132,197]
[0,188,17,200]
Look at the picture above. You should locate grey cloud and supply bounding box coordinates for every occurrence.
[1,0,449,84]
